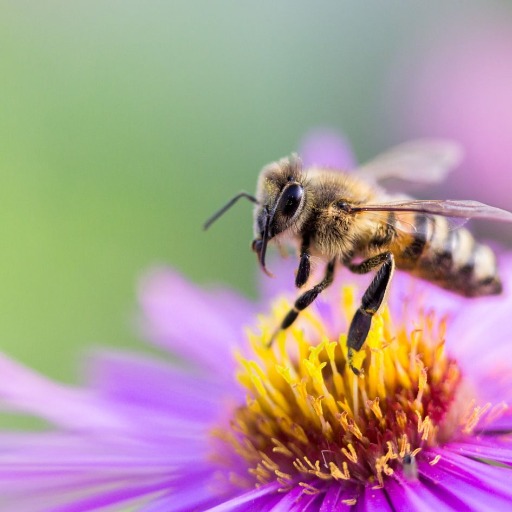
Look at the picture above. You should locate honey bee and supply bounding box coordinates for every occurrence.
[204,140,512,374]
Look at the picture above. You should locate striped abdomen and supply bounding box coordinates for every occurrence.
[394,214,502,297]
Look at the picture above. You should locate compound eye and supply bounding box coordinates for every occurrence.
[278,184,303,218]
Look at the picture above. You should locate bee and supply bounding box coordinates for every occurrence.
[204,140,512,374]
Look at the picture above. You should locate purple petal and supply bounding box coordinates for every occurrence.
[419,450,512,509]
[48,478,174,512]
[481,407,512,432]
[87,350,237,420]
[384,477,455,512]
[0,354,126,431]
[204,482,281,512]
[138,267,255,378]
[446,439,512,466]
[299,128,356,170]
[356,486,393,512]
[268,485,323,512]
[319,483,358,511]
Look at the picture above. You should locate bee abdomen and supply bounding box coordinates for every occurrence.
[412,216,502,297]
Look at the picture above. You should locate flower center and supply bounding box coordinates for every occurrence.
[213,287,488,494]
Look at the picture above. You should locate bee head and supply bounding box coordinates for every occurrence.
[251,155,307,276]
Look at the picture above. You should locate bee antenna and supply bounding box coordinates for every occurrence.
[203,192,259,230]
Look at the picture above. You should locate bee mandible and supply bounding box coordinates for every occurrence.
[204,140,512,374]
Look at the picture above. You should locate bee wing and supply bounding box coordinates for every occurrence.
[355,139,463,184]
[353,199,512,234]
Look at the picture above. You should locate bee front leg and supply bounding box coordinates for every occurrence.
[346,252,395,375]
[269,258,336,346]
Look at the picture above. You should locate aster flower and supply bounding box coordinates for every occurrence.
[1,257,512,511]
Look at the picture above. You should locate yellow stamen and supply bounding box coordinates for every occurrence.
[213,285,502,494]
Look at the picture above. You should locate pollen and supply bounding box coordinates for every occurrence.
[214,286,487,492]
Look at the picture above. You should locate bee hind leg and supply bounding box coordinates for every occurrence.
[268,258,336,346]
[346,252,395,375]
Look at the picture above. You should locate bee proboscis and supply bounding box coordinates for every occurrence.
[204,140,512,374]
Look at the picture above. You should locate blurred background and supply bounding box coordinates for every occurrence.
[1,1,511,382]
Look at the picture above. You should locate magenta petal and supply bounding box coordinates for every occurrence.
[299,128,356,170]
[138,267,254,376]
[48,478,173,512]
[269,486,324,512]
[0,354,126,431]
[385,477,454,512]
[419,451,512,509]
[446,438,512,465]
[87,350,234,420]
[318,483,359,512]
[204,482,281,512]
[357,486,393,512]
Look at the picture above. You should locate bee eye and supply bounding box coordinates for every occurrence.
[279,184,303,218]
[336,201,352,213]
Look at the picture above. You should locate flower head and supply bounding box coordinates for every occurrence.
[1,259,512,510]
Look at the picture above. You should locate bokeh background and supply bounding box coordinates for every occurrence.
[1,1,511,382]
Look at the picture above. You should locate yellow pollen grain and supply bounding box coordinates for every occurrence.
[367,397,383,420]
[343,498,358,506]
[274,470,292,482]
[462,402,491,434]
[415,365,428,411]
[293,458,307,473]
[271,438,293,458]
[399,434,411,458]
[386,441,398,461]
[299,482,321,495]
[329,461,350,480]
[341,443,358,464]
[429,454,441,466]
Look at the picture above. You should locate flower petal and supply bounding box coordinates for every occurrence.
[446,438,512,466]
[299,128,356,170]
[87,350,232,420]
[385,477,456,512]
[138,267,254,377]
[357,486,393,512]
[204,482,281,512]
[419,451,512,509]
[0,354,125,431]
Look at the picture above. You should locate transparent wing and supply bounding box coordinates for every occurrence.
[352,199,512,234]
[356,139,463,184]
[360,210,468,235]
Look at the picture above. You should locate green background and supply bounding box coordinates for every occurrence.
[0,1,510,382]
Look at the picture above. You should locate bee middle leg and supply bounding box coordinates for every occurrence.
[295,239,311,288]
[346,252,395,375]
[269,258,336,346]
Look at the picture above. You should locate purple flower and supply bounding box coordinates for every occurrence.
[1,256,512,510]
[1,132,512,510]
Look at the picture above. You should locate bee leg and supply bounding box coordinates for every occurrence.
[346,252,392,275]
[269,258,336,346]
[295,239,311,288]
[346,252,395,375]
